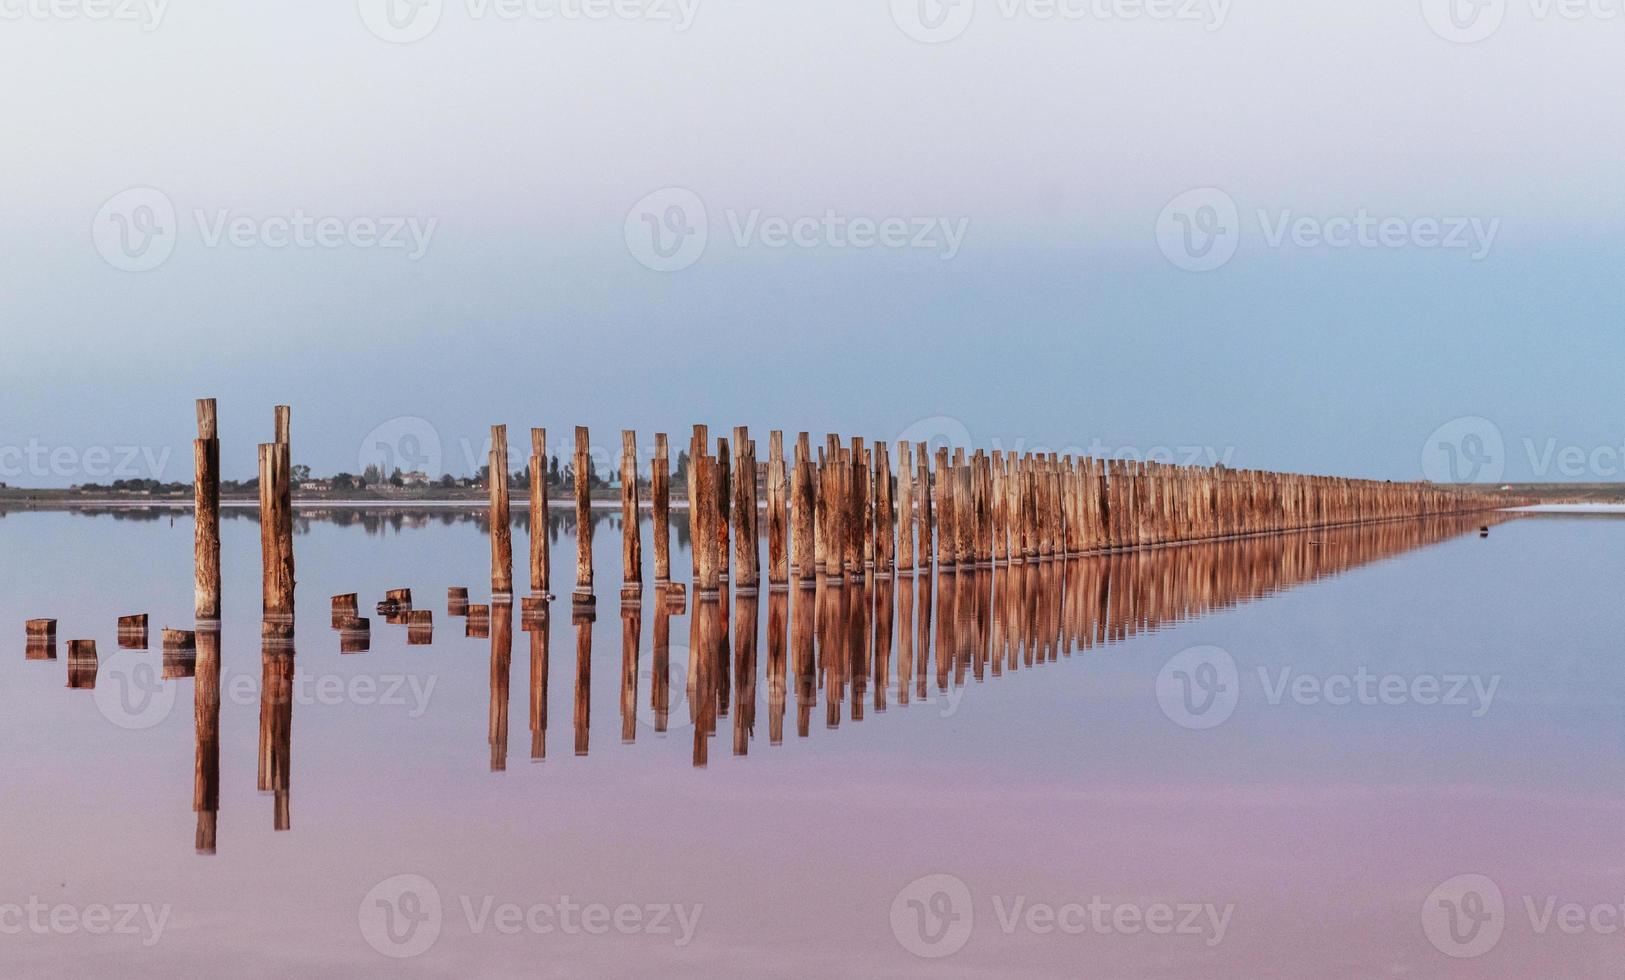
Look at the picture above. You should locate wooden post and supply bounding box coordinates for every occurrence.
[529,428,552,598]
[620,430,642,602]
[935,447,953,569]
[733,426,759,593]
[793,433,816,586]
[194,398,221,621]
[491,425,513,599]
[259,436,295,619]
[716,438,732,582]
[916,442,932,571]
[696,452,720,596]
[653,433,671,583]
[767,430,789,590]
[573,426,595,605]
[896,441,915,577]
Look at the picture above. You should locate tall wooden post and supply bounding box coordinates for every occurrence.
[621,430,642,602]
[792,433,815,586]
[194,398,220,621]
[896,441,915,577]
[733,426,759,593]
[490,424,513,599]
[653,433,671,584]
[529,428,552,598]
[716,438,732,582]
[573,426,595,606]
[916,442,933,571]
[259,424,294,620]
[767,430,788,590]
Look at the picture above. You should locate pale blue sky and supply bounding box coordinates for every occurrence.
[1,0,1620,485]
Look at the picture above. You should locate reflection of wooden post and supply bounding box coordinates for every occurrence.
[194,625,221,854]
[621,430,642,602]
[733,594,758,756]
[67,640,98,689]
[621,606,642,743]
[529,428,551,598]
[652,595,672,733]
[491,425,513,598]
[195,398,221,620]
[573,607,593,757]
[258,632,294,832]
[653,433,671,583]
[489,603,513,772]
[528,611,550,760]
[766,591,787,744]
[573,427,595,605]
[767,430,788,589]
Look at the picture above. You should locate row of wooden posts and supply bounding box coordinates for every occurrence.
[185,402,1519,619]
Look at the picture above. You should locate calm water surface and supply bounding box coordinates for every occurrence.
[3,508,1623,978]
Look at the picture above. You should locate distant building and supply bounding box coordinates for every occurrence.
[400,471,431,486]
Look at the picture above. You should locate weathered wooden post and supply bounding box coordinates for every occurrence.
[733,426,759,593]
[935,447,954,569]
[491,424,513,600]
[896,441,915,577]
[529,428,552,598]
[573,426,595,606]
[653,433,671,584]
[621,430,642,603]
[194,398,221,621]
[916,443,933,570]
[792,434,816,585]
[259,416,295,620]
[696,452,721,597]
[716,438,732,582]
[768,430,789,590]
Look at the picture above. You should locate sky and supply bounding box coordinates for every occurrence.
[0,0,1621,487]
